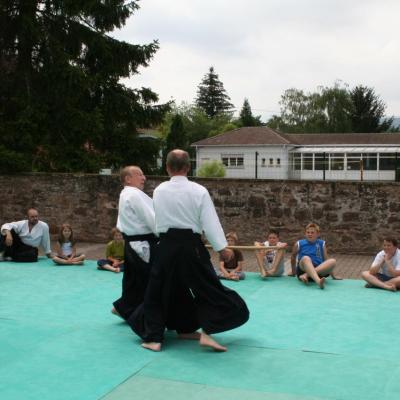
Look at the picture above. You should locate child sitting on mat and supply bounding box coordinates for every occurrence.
[290,222,341,289]
[217,232,245,281]
[53,224,85,265]
[254,230,287,278]
[361,238,400,291]
[97,227,125,273]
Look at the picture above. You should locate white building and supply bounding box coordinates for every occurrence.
[191,127,400,181]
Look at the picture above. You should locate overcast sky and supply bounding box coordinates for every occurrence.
[113,0,400,122]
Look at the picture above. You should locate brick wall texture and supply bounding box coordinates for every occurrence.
[1,173,399,254]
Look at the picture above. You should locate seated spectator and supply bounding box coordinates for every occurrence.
[254,230,287,278]
[52,223,85,265]
[97,228,125,273]
[0,208,52,262]
[217,232,245,281]
[361,238,400,292]
[291,222,341,289]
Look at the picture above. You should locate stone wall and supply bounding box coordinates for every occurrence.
[1,173,399,253]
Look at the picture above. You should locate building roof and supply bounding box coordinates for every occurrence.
[191,127,292,146]
[191,128,400,147]
[287,133,400,146]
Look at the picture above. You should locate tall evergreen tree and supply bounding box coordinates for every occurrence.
[0,0,169,173]
[195,66,234,118]
[349,85,393,132]
[162,113,187,166]
[238,98,262,126]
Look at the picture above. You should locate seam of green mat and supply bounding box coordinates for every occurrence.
[98,358,159,400]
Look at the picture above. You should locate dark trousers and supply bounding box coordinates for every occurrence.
[0,229,38,262]
[113,234,157,320]
[130,229,249,343]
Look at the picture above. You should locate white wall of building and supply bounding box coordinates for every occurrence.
[195,146,291,179]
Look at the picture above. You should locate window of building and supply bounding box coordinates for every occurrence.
[276,158,281,167]
[330,153,344,170]
[261,158,266,167]
[302,153,313,170]
[221,154,244,168]
[293,154,301,170]
[314,153,326,170]
[346,153,362,171]
[379,153,396,170]
[269,158,274,166]
[362,153,377,170]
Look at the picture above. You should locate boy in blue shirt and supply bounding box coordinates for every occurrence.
[291,223,341,289]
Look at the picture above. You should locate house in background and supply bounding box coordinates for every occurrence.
[191,127,400,181]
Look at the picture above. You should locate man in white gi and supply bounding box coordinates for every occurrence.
[135,149,249,352]
[112,166,158,320]
[0,208,52,262]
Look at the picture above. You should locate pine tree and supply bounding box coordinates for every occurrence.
[163,114,187,165]
[0,1,169,173]
[195,66,234,118]
[238,98,262,126]
[349,86,393,132]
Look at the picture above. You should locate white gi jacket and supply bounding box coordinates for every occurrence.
[1,220,51,254]
[153,175,227,252]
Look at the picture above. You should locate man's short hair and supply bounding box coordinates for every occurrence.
[305,222,320,232]
[166,150,190,173]
[26,207,38,215]
[120,166,139,184]
[268,229,280,237]
[383,237,398,247]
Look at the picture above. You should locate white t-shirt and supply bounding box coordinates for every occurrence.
[154,176,227,252]
[263,240,285,275]
[372,248,400,277]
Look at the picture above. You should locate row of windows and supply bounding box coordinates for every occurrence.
[220,155,282,168]
[291,153,397,171]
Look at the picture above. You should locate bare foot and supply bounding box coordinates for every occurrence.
[113,267,120,273]
[299,274,309,285]
[200,332,227,352]
[178,332,201,340]
[385,284,397,292]
[142,342,161,352]
[260,268,268,279]
[111,307,122,318]
[318,277,326,289]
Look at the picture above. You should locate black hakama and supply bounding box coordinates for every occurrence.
[112,233,157,320]
[130,229,249,342]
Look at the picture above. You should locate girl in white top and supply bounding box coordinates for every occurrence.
[53,224,86,265]
[361,238,400,291]
[255,230,287,278]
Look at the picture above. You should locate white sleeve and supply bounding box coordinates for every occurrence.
[1,221,23,235]
[41,224,52,254]
[371,252,384,268]
[200,190,227,252]
[134,193,156,234]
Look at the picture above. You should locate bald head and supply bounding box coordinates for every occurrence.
[166,149,190,176]
[120,166,146,189]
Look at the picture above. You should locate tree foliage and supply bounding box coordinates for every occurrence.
[267,82,394,133]
[160,103,238,159]
[195,66,234,118]
[0,0,169,173]
[196,160,226,178]
[349,85,393,132]
[238,98,263,127]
